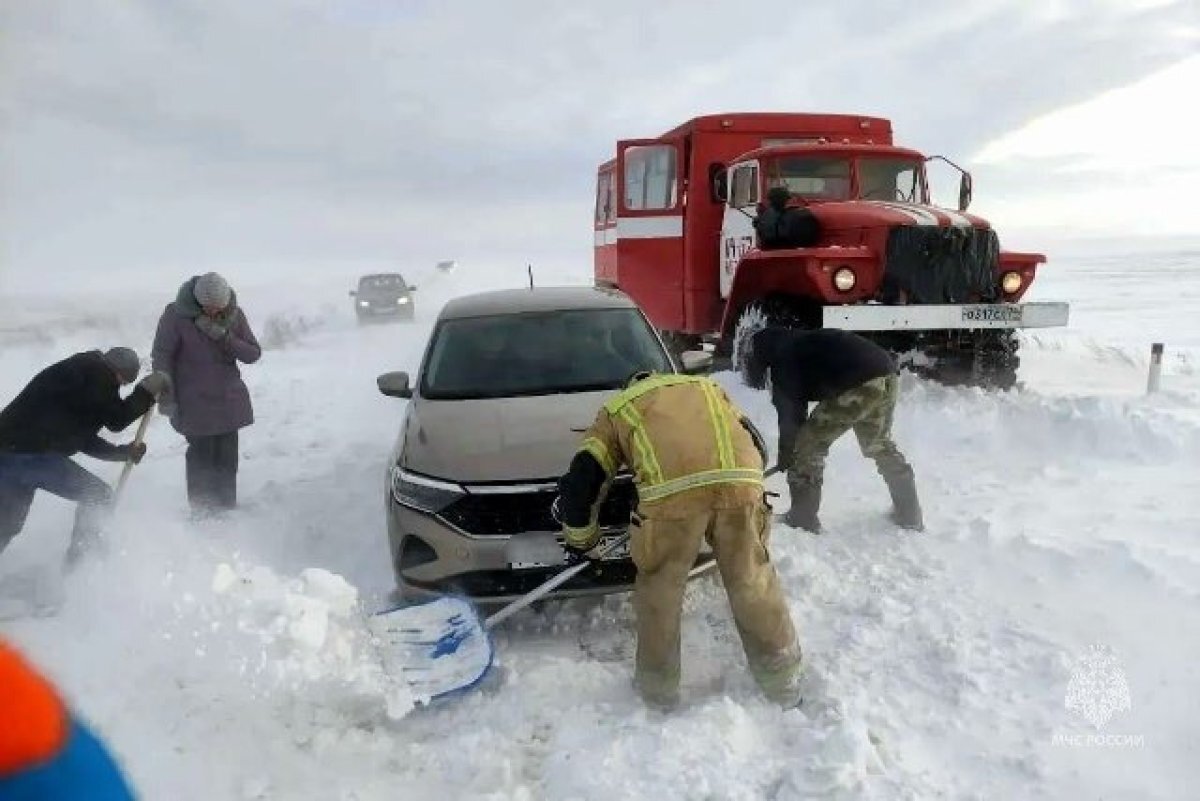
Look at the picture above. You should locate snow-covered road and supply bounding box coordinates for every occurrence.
[2,249,1197,799]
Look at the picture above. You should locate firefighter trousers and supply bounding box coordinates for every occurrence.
[630,499,802,709]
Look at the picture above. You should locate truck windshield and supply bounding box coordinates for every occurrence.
[421,308,674,400]
[858,157,926,203]
[764,157,852,200]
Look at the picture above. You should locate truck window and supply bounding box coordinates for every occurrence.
[766,157,851,200]
[730,164,758,208]
[624,145,677,211]
[858,157,925,203]
[595,171,615,224]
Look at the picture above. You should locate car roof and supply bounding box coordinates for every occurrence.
[438,285,638,320]
[360,273,405,281]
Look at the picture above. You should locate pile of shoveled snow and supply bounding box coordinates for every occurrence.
[204,561,416,721]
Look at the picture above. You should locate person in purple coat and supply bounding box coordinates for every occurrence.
[151,273,261,516]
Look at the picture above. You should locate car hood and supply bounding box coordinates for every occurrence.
[399,390,619,483]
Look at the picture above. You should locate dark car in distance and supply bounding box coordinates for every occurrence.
[351,273,416,323]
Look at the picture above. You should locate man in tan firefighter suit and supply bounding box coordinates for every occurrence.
[553,371,803,710]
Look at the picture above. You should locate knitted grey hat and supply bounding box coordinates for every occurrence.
[103,347,141,383]
[193,272,232,309]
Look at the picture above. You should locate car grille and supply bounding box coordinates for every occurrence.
[438,476,638,536]
[882,226,1000,304]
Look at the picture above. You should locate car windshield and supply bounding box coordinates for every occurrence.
[764,156,852,200]
[857,157,926,203]
[421,308,674,399]
[361,274,407,290]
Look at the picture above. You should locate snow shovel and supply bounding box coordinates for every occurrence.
[367,531,632,703]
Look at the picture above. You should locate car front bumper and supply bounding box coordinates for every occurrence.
[386,492,715,605]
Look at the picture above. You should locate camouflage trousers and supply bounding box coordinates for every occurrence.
[787,374,912,487]
[630,500,803,710]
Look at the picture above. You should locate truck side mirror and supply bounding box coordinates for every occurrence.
[377,371,412,399]
[349,290,357,297]
[958,172,973,212]
[709,163,728,204]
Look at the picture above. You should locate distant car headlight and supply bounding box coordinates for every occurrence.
[389,466,465,514]
[358,300,369,307]
[397,297,410,305]
[833,267,857,292]
[1001,271,1023,294]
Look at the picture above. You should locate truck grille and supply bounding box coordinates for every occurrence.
[439,477,638,536]
[882,226,1000,304]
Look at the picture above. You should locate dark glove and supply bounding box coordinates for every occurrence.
[122,442,147,465]
[195,315,231,342]
[563,541,601,565]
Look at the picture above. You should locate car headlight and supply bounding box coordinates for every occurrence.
[397,297,409,305]
[833,267,857,292]
[1001,271,1023,294]
[389,466,464,513]
[358,300,368,307]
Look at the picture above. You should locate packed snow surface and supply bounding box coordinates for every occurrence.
[1,249,1197,799]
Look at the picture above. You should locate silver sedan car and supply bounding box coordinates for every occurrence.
[376,285,716,604]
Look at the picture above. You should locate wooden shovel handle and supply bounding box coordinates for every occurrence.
[114,408,153,501]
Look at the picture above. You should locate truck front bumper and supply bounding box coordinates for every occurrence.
[822,301,1069,332]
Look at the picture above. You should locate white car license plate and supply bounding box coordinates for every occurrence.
[960,304,1023,324]
[596,533,630,561]
[506,531,629,568]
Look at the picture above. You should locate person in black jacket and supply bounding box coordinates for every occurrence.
[0,348,169,567]
[753,186,821,250]
[738,326,923,533]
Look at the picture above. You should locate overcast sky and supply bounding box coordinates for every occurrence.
[1,0,1196,289]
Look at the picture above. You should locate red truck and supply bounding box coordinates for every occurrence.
[593,113,1069,387]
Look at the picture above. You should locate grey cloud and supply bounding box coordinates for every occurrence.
[1,0,1195,283]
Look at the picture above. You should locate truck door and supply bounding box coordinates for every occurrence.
[720,160,759,299]
[614,138,686,330]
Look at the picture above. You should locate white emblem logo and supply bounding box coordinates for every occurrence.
[1064,644,1132,729]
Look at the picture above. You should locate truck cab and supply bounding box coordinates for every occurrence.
[594,113,1069,388]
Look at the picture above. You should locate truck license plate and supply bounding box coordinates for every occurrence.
[961,304,1023,324]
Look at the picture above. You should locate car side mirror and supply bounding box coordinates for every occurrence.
[408,285,417,292]
[958,172,973,212]
[680,350,713,375]
[377,371,412,399]
[349,290,357,297]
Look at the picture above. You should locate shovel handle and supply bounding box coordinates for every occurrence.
[114,409,153,502]
[484,532,631,630]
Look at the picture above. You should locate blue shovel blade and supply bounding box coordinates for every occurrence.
[367,595,494,702]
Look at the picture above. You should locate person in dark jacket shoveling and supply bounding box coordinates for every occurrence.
[738,326,923,534]
[152,272,261,517]
[0,348,169,567]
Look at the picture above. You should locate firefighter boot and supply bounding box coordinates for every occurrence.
[883,467,924,532]
[783,478,822,534]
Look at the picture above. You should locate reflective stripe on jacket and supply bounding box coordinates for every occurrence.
[564,373,763,548]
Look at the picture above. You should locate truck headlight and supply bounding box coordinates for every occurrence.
[833,267,857,292]
[390,466,464,514]
[1001,271,1023,294]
